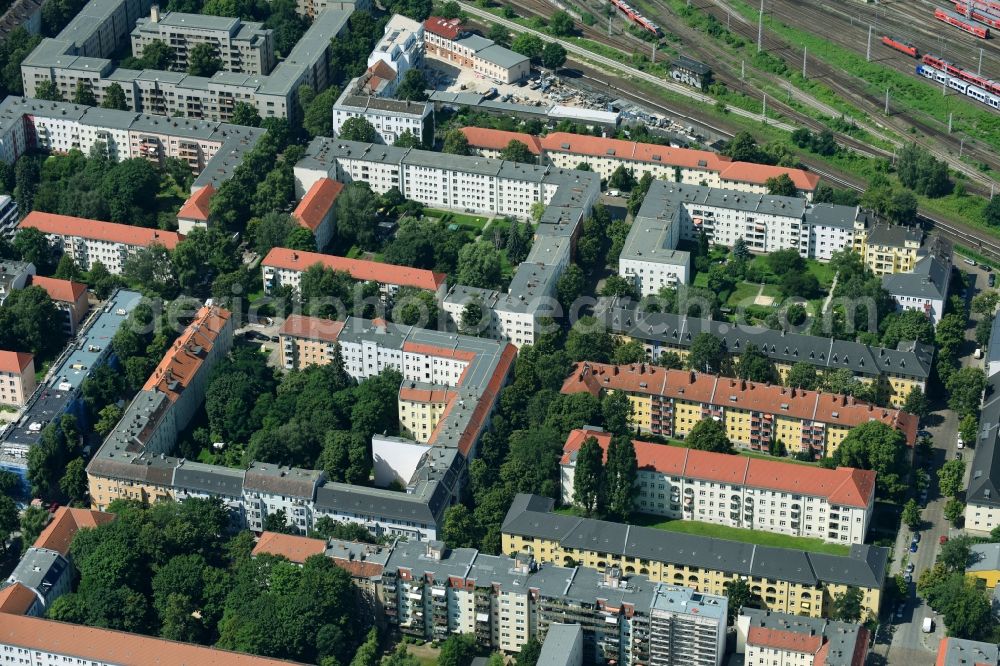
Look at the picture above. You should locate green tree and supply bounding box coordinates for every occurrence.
[972,290,1000,317]
[487,23,510,45]
[441,504,477,548]
[53,254,83,281]
[0,285,66,357]
[723,131,760,162]
[440,0,461,17]
[881,309,935,348]
[902,386,930,419]
[897,143,952,198]
[566,316,614,362]
[231,102,262,127]
[393,130,422,148]
[101,82,129,110]
[517,638,542,666]
[605,435,637,521]
[511,33,544,60]
[459,299,486,336]
[437,634,477,666]
[456,241,502,289]
[0,495,17,552]
[944,498,965,526]
[724,578,754,622]
[19,506,49,553]
[14,227,55,274]
[947,367,986,419]
[35,80,63,101]
[830,587,863,623]
[735,343,779,383]
[339,116,378,143]
[765,173,797,196]
[902,498,922,531]
[541,41,567,70]
[785,362,819,390]
[395,68,429,101]
[188,42,222,77]
[549,9,574,35]
[303,87,338,138]
[73,81,97,106]
[556,263,585,308]
[0,470,21,497]
[608,164,637,191]
[573,436,606,516]
[985,195,1000,227]
[136,39,172,69]
[59,457,89,504]
[831,421,909,499]
[766,248,805,275]
[959,414,978,450]
[686,418,734,454]
[443,128,471,155]
[499,139,536,164]
[95,404,124,437]
[687,332,727,374]
[601,391,633,437]
[349,629,380,666]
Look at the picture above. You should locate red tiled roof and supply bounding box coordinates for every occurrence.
[142,306,231,402]
[562,429,876,508]
[453,343,517,456]
[747,626,822,654]
[562,362,917,447]
[33,507,115,556]
[424,16,462,39]
[0,614,310,664]
[402,341,477,362]
[719,162,821,191]
[0,583,37,616]
[28,275,86,304]
[293,179,344,232]
[461,127,542,155]
[264,247,447,292]
[279,314,344,343]
[399,386,457,403]
[176,184,215,222]
[20,212,182,250]
[252,532,327,564]
[330,557,385,578]
[0,350,33,374]
[541,132,730,171]
[367,59,397,82]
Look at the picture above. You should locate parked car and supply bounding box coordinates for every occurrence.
[904,572,913,584]
[905,562,915,573]
[964,257,977,266]
[922,617,934,633]
[913,532,921,542]
[940,535,949,545]
[918,429,932,439]
[957,451,963,460]
[991,273,997,287]
[910,541,918,553]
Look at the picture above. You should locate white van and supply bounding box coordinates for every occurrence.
[922,617,934,633]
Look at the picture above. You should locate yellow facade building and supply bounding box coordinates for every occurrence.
[858,224,922,276]
[966,543,1000,589]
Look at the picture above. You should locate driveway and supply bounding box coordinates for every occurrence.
[235,318,284,369]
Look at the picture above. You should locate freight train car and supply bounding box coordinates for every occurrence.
[610,0,663,37]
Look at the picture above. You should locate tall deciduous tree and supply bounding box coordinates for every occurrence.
[686,419,734,454]
[605,435,637,521]
[573,436,606,516]
[188,42,222,77]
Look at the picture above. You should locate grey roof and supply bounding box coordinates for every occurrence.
[597,297,934,380]
[741,609,867,666]
[316,481,439,525]
[139,11,240,32]
[650,583,727,623]
[882,253,951,301]
[453,34,492,52]
[938,638,1000,666]
[503,494,888,589]
[537,623,583,666]
[866,224,922,248]
[803,203,862,230]
[476,44,529,69]
[173,459,245,497]
[967,370,1000,508]
[968,543,1000,573]
[243,463,322,498]
[623,196,689,268]
[671,55,711,75]
[989,314,1000,367]
[7,548,68,601]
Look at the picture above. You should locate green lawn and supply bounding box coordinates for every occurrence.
[632,514,851,555]
[727,281,762,307]
[422,208,490,232]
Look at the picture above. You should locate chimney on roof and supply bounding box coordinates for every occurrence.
[151,4,160,22]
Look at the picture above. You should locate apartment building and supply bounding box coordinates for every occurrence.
[460,127,542,162]
[19,0,355,122]
[175,183,214,234]
[598,298,935,408]
[19,212,182,274]
[859,224,922,275]
[502,494,888,620]
[0,290,142,488]
[333,86,435,146]
[882,240,952,325]
[560,427,876,544]
[935,638,1000,666]
[0,97,264,188]
[261,247,447,301]
[4,548,71,612]
[0,351,35,408]
[965,365,1000,533]
[367,14,423,94]
[87,316,516,540]
[292,178,343,250]
[736,609,869,666]
[561,362,917,459]
[131,6,275,75]
[0,194,18,238]
[422,17,530,83]
[461,128,821,199]
[0,259,33,305]
[537,625,583,666]
[278,315,344,370]
[27,275,88,335]
[295,137,600,347]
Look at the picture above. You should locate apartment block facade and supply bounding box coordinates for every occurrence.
[19,211,182,274]
[0,351,35,408]
[27,275,88,335]
[561,362,917,459]
[560,428,876,544]
[422,17,530,83]
[736,609,869,666]
[859,224,922,275]
[502,494,888,620]
[599,298,934,408]
[131,7,275,75]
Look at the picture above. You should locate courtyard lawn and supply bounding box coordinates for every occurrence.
[422,208,490,233]
[631,514,851,555]
[727,281,763,307]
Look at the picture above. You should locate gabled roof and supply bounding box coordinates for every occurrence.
[460,127,542,155]
[747,626,822,654]
[20,212,183,249]
[719,162,820,191]
[32,507,114,556]
[143,306,231,402]
[0,350,33,374]
[279,314,343,343]
[293,178,343,232]
[176,184,215,222]
[424,16,462,39]
[27,275,86,304]
[252,532,327,564]
[263,247,446,291]
[541,132,730,171]
[0,583,37,616]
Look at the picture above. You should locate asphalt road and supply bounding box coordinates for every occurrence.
[877,259,991,665]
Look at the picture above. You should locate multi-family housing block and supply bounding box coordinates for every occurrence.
[0,259,33,304]
[502,494,888,620]
[858,224,922,275]
[935,638,1000,666]
[881,236,952,325]
[618,181,867,291]
[736,609,869,666]
[366,14,423,95]
[597,297,934,408]
[965,328,1000,533]
[559,427,876,544]
[278,314,343,370]
[0,351,36,408]
[0,97,265,188]
[0,194,18,237]
[19,0,360,121]
[27,275,89,335]
[19,212,182,274]
[459,127,821,198]
[86,315,516,541]
[561,362,917,459]
[261,247,447,301]
[0,289,143,488]
[422,17,530,83]
[291,177,342,250]
[131,6,276,75]
[255,532,727,666]
[294,137,601,347]
[537,624,584,666]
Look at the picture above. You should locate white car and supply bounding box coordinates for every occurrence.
[958,435,965,449]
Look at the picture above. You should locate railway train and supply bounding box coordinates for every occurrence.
[882,35,919,57]
[952,1,1000,29]
[923,53,1000,95]
[934,7,990,37]
[918,63,1000,109]
[609,0,663,37]
[959,0,1000,15]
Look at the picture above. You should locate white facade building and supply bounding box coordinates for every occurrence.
[737,609,869,666]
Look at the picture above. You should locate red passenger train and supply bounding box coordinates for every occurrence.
[934,7,990,37]
[882,35,919,57]
[609,0,664,37]
[923,53,1000,95]
[952,1,1000,29]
